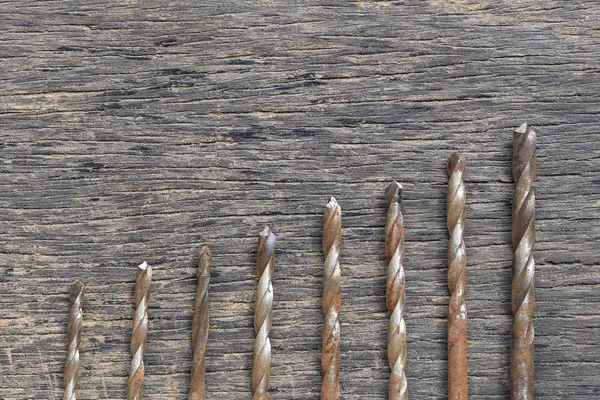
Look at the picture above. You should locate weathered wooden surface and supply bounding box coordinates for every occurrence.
[1,1,599,399]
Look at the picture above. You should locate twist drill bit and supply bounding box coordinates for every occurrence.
[385,182,408,400]
[322,197,342,400]
[510,123,536,400]
[447,152,468,400]
[253,227,276,400]
[63,280,85,400]
[189,247,211,400]
[128,262,152,400]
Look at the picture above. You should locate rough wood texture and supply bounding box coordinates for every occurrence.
[0,1,599,399]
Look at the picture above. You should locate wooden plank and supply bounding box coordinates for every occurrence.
[0,1,599,399]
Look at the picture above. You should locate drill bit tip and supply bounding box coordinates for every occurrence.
[70,280,85,304]
[326,197,339,209]
[257,227,276,277]
[514,122,529,134]
[199,246,211,257]
[513,121,536,146]
[198,247,211,278]
[258,226,276,243]
[71,280,85,296]
[447,152,466,173]
[259,225,272,237]
[72,279,85,288]
[385,181,403,205]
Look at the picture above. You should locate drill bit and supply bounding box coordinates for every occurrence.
[63,280,85,400]
[253,226,276,400]
[385,182,408,400]
[447,152,468,400]
[510,123,536,400]
[322,197,342,400]
[189,247,211,400]
[128,261,152,400]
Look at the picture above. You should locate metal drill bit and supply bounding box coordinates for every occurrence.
[510,123,536,400]
[385,182,408,400]
[63,280,85,400]
[189,247,211,400]
[253,227,276,400]
[322,197,342,400]
[447,152,468,400]
[128,261,152,400]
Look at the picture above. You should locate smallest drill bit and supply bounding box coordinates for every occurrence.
[128,262,152,400]
[189,247,211,400]
[64,280,85,400]
[321,197,342,400]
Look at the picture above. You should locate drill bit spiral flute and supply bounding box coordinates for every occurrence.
[447,153,468,400]
[321,198,342,400]
[385,182,408,400]
[253,227,276,400]
[510,124,536,400]
[63,280,85,400]
[128,262,152,400]
[189,247,211,400]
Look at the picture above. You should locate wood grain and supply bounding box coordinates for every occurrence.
[0,1,599,399]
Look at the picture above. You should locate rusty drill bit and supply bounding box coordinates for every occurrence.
[322,197,342,400]
[189,247,211,400]
[510,123,536,400]
[447,152,468,400]
[128,261,152,400]
[385,182,408,400]
[253,226,276,400]
[63,280,85,400]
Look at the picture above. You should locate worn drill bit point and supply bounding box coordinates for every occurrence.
[447,152,468,400]
[128,261,152,400]
[385,182,408,400]
[64,280,85,400]
[510,123,536,400]
[322,197,342,400]
[253,226,276,400]
[189,247,211,400]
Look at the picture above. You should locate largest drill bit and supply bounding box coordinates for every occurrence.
[322,197,342,400]
[510,123,536,400]
[128,262,152,400]
[63,280,85,400]
[385,182,408,400]
[253,227,276,400]
[189,247,211,400]
[447,152,468,400]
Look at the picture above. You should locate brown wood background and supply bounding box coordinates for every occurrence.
[1,1,599,399]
